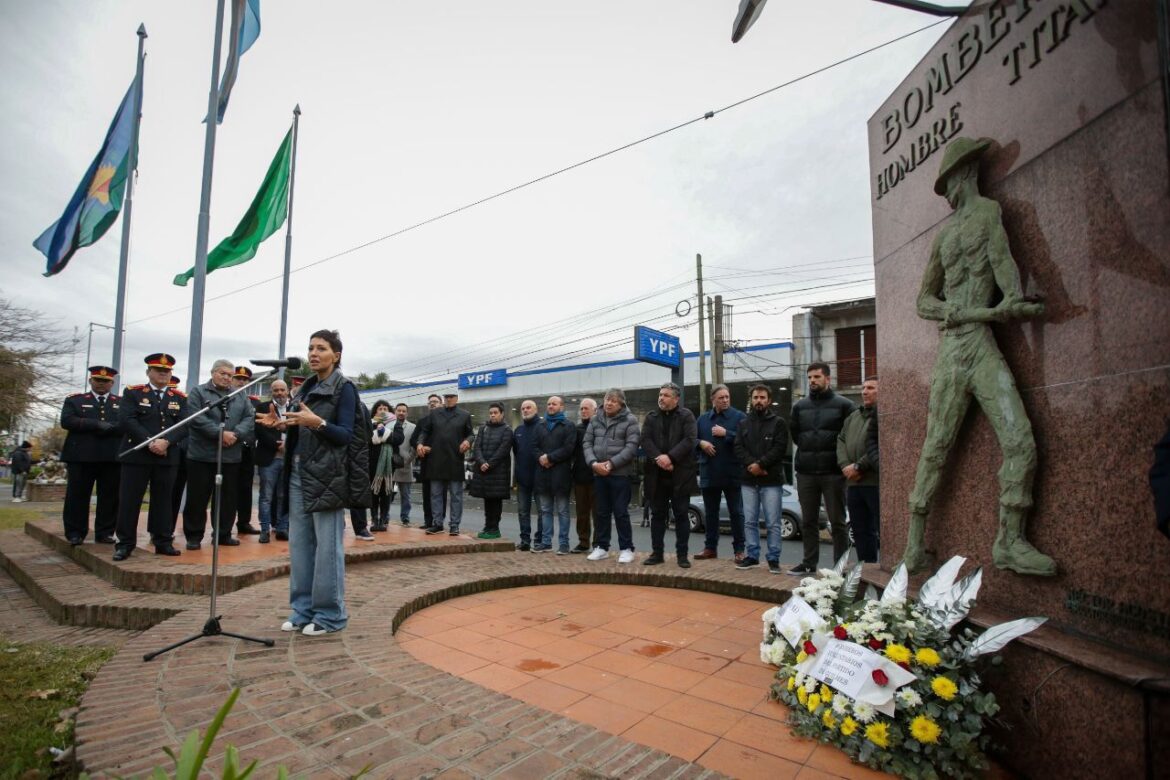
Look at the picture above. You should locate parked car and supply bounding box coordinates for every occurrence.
[683,485,834,540]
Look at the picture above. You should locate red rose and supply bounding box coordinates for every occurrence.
[868,638,884,650]
[872,669,889,686]
[833,626,848,639]
[803,640,818,656]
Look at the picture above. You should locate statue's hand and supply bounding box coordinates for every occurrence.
[998,298,1045,321]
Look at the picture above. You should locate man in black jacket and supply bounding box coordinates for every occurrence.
[734,384,789,572]
[60,365,122,544]
[418,391,473,535]
[410,394,442,529]
[569,398,598,553]
[641,382,698,568]
[533,396,577,553]
[789,362,854,575]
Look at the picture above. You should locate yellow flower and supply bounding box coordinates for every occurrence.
[819,684,832,700]
[865,721,890,748]
[807,693,822,712]
[797,686,808,705]
[840,716,858,736]
[915,647,942,667]
[931,676,958,701]
[910,715,942,744]
[796,651,808,664]
[787,676,795,691]
[884,644,911,664]
[822,711,838,730]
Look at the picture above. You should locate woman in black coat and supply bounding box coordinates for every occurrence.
[471,403,513,539]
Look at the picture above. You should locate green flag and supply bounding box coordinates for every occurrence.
[174,127,292,286]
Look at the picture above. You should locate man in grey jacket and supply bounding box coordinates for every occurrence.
[582,388,640,563]
[182,359,256,549]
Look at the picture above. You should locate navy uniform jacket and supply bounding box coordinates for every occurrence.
[118,384,189,466]
[61,392,123,462]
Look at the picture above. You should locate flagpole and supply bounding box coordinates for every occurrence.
[277,104,300,381]
[186,0,226,390]
[110,24,147,394]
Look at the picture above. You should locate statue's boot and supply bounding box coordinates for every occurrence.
[992,507,1056,577]
[902,512,928,574]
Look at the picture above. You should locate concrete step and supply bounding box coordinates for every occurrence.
[0,529,203,630]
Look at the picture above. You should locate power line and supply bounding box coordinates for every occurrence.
[127,20,945,327]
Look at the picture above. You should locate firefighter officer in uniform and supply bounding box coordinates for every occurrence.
[114,353,188,561]
[231,366,262,535]
[60,365,122,545]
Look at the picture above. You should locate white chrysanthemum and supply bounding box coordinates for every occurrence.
[760,642,773,665]
[767,643,788,666]
[832,695,851,715]
[852,702,876,723]
[763,606,779,623]
[794,671,806,687]
[804,677,818,693]
[896,688,923,708]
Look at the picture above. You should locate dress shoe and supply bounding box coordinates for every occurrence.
[694,548,718,560]
[154,545,181,556]
[274,531,289,541]
[218,537,241,546]
[677,556,692,569]
[259,532,270,544]
[186,541,202,551]
[67,536,84,546]
[238,525,262,535]
[112,547,132,561]
[95,535,116,544]
[643,553,664,565]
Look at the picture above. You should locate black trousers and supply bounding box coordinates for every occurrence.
[649,472,691,556]
[372,490,392,525]
[236,445,255,530]
[63,461,119,541]
[116,462,178,548]
[484,497,503,533]
[183,460,240,542]
[847,484,881,563]
[170,449,187,528]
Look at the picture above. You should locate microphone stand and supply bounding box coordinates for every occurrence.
[124,371,278,662]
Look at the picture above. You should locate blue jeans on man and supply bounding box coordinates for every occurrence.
[742,483,782,563]
[257,457,284,533]
[516,484,535,545]
[287,463,347,632]
[701,484,745,555]
[538,491,571,550]
[395,481,412,522]
[593,475,634,552]
[430,479,464,533]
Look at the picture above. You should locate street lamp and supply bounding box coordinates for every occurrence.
[731,0,967,43]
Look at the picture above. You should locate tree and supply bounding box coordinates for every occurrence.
[0,296,80,436]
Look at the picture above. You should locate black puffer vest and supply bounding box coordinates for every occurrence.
[286,371,370,512]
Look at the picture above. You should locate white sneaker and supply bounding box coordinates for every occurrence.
[586,547,608,561]
[280,621,301,632]
[302,623,332,636]
[617,549,636,564]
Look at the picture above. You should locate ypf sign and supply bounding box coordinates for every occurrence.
[634,326,681,369]
[457,369,508,390]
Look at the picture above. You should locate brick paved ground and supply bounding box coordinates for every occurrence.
[0,565,139,648]
[69,548,899,779]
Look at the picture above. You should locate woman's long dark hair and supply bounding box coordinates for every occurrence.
[372,399,392,416]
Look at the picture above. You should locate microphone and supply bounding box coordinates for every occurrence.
[250,357,303,369]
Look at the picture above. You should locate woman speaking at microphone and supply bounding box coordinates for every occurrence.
[261,329,368,636]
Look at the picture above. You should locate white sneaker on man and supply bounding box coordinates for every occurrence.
[280,621,302,632]
[586,547,608,561]
[302,623,332,636]
[617,549,636,564]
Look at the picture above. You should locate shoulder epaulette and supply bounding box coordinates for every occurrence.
[169,389,187,398]
[249,394,260,401]
[67,392,84,399]
[127,384,149,391]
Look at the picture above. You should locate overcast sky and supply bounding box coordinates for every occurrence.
[1,1,950,388]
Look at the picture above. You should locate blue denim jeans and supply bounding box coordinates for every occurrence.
[287,461,347,631]
[593,475,634,552]
[702,484,744,554]
[395,481,412,521]
[430,479,464,531]
[257,457,283,533]
[516,484,535,545]
[742,483,782,562]
[538,492,571,549]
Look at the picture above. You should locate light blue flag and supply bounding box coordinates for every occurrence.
[213,0,261,123]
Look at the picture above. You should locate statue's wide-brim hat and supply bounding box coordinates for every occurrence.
[934,136,992,195]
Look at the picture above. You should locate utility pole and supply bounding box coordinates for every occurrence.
[713,295,725,386]
[695,254,708,413]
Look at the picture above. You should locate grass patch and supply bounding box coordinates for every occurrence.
[0,640,114,779]
[0,506,46,531]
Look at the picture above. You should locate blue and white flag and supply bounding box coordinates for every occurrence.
[213,0,261,123]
